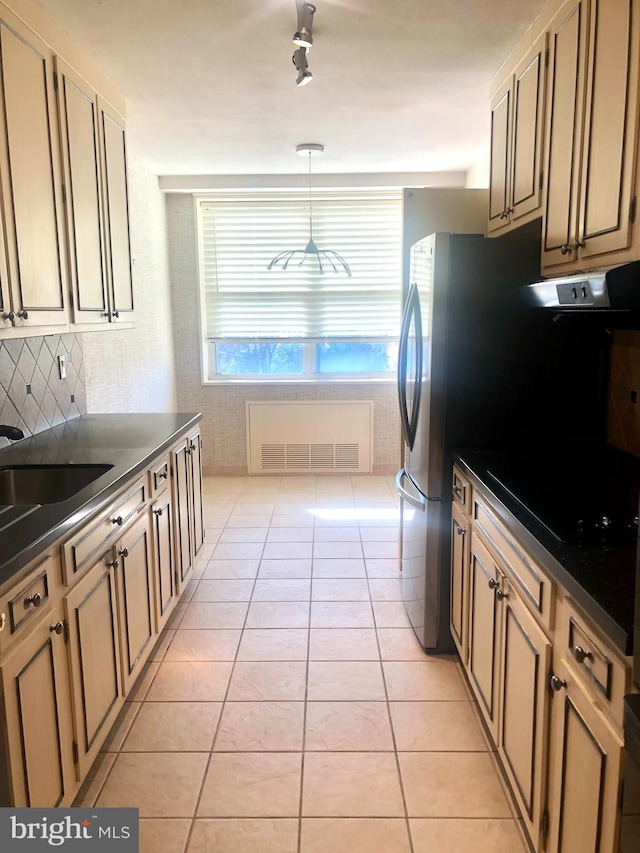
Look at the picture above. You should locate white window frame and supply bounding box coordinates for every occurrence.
[195,191,402,385]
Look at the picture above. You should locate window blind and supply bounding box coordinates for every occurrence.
[198,191,403,341]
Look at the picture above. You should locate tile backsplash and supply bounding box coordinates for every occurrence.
[0,334,87,449]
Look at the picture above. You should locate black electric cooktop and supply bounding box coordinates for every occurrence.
[485,446,640,546]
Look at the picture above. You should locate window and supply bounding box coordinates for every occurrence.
[197,190,402,381]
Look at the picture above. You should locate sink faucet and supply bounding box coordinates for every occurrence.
[0,425,24,440]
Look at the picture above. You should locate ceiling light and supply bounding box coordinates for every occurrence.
[293,2,316,49]
[292,47,313,86]
[267,144,352,277]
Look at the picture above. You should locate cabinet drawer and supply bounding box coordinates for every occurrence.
[0,556,54,654]
[452,466,471,514]
[560,598,630,731]
[473,495,554,631]
[149,455,170,497]
[62,477,146,584]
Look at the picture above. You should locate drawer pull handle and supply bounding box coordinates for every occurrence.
[487,578,498,590]
[550,674,567,692]
[24,592,42,608]
[572,645,593,664]
[118,547,129,558]
[0,612,6,631]
[49,621,65,636]
[112,515,124,526]
[495,589,509,601]
[153,507,164,516]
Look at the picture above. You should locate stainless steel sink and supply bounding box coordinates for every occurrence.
[0,464,113,505]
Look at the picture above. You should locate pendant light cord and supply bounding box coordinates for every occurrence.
[307,151,314,242]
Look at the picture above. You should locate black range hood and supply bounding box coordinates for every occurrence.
[523,260,640,316]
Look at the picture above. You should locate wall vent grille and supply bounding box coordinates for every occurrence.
[247,402,373,474]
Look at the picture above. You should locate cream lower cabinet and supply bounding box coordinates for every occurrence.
[65,556,123,781]
[450,502,470,664]
[0,605,75,806]
[151,491,177,634]
[546,658,624,853]
[456,467,630,853]
[171,426,204,593]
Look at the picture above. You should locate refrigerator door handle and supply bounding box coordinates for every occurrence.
[397,283,423,451]
[396,468,440,512]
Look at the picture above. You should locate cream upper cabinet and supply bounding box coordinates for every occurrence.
[55,59,109,326]
[56,60,134,328]
[0,10,68,332]
[488,34,547,234]
[98,98,134,324]
[542,0,640,272]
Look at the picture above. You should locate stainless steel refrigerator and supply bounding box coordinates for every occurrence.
[396,227,543,652]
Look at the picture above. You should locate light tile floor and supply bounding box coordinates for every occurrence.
[75,474,529,853]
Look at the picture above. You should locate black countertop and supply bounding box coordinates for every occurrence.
[0,413,201,590]
[454,449,638,656]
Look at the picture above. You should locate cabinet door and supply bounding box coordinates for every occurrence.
[578,0,640,260]
[65,558,123,780]
[188,427,204,559]
[116,513,155,695]
[172,439,193,591]
[546,659,624,853]
[151,494,176,634]
[55,59,109,326]
[0,609,74,806]
[511,33,547,223]
[98,97,134,322]
[468,534,502,742]
[0,13,67,328]
[450,505,470,663]
[488,78,512,233]
[542,0,590,269]
[498,582,551,851]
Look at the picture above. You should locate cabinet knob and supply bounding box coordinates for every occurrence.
[49,621,65,636]
[2,311,14,322]
[190,442,197,451]
[102,311,111,319]
[105,558,118,568]
[550,673,567,692]
[16,309,29,320]
[572,645,593,664]
[112,515,123,526]
[495,588,509,601]
[158,470,168,480]
[112,310,120,319]
[487,578,498,590]
[153,507,164,516]
[453,521,464,536]
[573,239,585,250]
[118,547,129,558]
[560,244,571,255]
[24,592,42,609]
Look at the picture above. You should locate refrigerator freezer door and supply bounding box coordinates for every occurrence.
[396,468,443,650]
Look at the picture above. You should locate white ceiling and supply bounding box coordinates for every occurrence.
[38,0,546,178]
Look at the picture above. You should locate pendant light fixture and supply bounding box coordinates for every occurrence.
[267,144,352,277]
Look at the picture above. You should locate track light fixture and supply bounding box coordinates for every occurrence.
[293,2,316,49]
[292,46,313,86]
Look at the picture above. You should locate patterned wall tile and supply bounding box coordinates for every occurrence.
[0,333,87,450]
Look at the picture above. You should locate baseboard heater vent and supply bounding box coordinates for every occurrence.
[246,401,373,474]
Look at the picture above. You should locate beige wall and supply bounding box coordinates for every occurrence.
[166,193,401,475]
[81,156,177,414]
